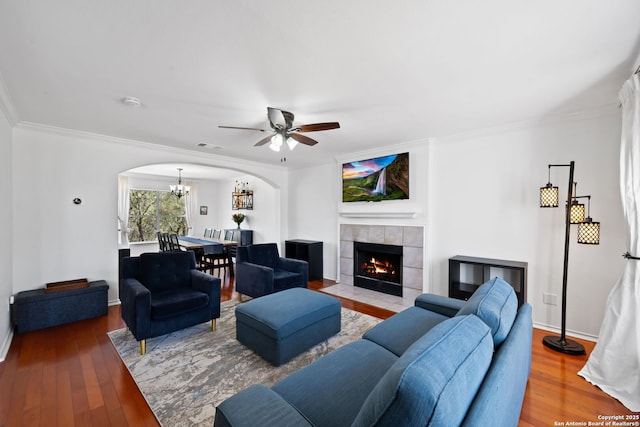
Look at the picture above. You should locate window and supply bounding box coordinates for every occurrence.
[128,189,187,242]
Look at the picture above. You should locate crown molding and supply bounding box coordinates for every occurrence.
[15,121,287,174]
[334,138,430,165]
[0,73,19,125]
[430,103,619,144]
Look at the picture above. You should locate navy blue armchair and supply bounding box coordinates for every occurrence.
[235,243,308,301]
[120,251,221,354]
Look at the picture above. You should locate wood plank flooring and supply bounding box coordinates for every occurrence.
[0,275,636,426]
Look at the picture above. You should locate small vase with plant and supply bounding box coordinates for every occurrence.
[232,213,246,229]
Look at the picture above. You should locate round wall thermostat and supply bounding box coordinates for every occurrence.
[73,198,82,205]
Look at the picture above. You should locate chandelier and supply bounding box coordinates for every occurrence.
[170,168,191,198]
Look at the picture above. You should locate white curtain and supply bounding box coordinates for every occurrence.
[117,175,130,246]
[184,182,197,236]
[578,73,640,411]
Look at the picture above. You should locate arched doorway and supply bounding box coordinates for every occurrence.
[118,162,280,256]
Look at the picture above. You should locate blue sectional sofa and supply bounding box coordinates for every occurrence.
[215,277,533,427]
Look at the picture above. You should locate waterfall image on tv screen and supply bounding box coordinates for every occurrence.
[342,152,409,202]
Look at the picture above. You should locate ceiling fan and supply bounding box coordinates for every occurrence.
[219,107,340,152]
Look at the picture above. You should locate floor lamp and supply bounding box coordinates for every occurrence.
[540,161,600,355]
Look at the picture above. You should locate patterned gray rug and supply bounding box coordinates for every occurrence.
[108,299,381,426]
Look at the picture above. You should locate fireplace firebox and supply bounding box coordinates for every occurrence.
[353,241,403,296]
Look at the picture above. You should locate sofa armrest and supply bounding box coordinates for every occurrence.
[277,257,309,283]
[215,384,311,427]
[190,269,221,296]
[414,294,466,317]
[236,262,275,296]
[120,278,151,340]
[462,303,533,427]
[190,269,221,318]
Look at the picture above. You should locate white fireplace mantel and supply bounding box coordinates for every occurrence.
[338,211,419,219]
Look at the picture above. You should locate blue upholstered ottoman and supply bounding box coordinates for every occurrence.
[235,288,342,366]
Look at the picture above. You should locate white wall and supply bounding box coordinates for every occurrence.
[427,110,626,338]
[288,163,340,278]
[216,175,281,245]
[287,110,626,338]
[11,124,288,305]
[0,105,12,359]
[191,179,223,237]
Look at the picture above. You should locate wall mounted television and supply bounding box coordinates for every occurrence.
[342,152,409,202]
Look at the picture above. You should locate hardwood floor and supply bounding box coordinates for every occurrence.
[0,275,636,426]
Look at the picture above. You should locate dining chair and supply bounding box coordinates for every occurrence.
[204,230,233,277]
[156,231,165,251]
[204,228,213,238]
[157,232,170,251]
[168,233,182,251]
[161,232,171,251]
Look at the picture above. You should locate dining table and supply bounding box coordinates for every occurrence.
[178,236,238,276]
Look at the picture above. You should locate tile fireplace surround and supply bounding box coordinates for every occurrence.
[339,224,424,294]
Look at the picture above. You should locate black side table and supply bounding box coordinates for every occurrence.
[285,240,323,281]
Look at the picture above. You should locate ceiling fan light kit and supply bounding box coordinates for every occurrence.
[220,107,340,156]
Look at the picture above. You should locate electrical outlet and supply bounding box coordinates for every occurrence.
[543,293,558,306]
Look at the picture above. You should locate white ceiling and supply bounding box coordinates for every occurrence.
[1,1,639,170]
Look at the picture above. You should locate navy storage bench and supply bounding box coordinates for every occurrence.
[11,280,109,333]
[235,288,341,366]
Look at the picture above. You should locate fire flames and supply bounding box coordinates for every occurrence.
[362,257,397,279]
[371,257,390,274]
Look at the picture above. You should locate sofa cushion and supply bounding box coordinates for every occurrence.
[352,315,493,427]
[139,252,194,292]
[215,384,313,427]
[273,339,398,427]
[273,269,304,290]
[456,277,518,346]
[363,307,448,357]
[150,288,209,320]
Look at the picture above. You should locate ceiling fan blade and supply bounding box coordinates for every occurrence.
[254,135,273,146]
[219,125,269,132]
[296,122,340,132]
[267,107,287,129]
[289,133,319,146]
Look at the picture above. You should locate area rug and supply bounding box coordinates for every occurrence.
[108,300,381,426]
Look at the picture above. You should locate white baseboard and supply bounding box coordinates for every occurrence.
[533,321,598,343]
[0,327,14,362]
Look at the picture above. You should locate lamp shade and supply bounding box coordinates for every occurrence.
[577,218,600,245]
[269,133,284,152]
[570,202,585,224]
[540,184,559,207]
[286,136,298,150]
